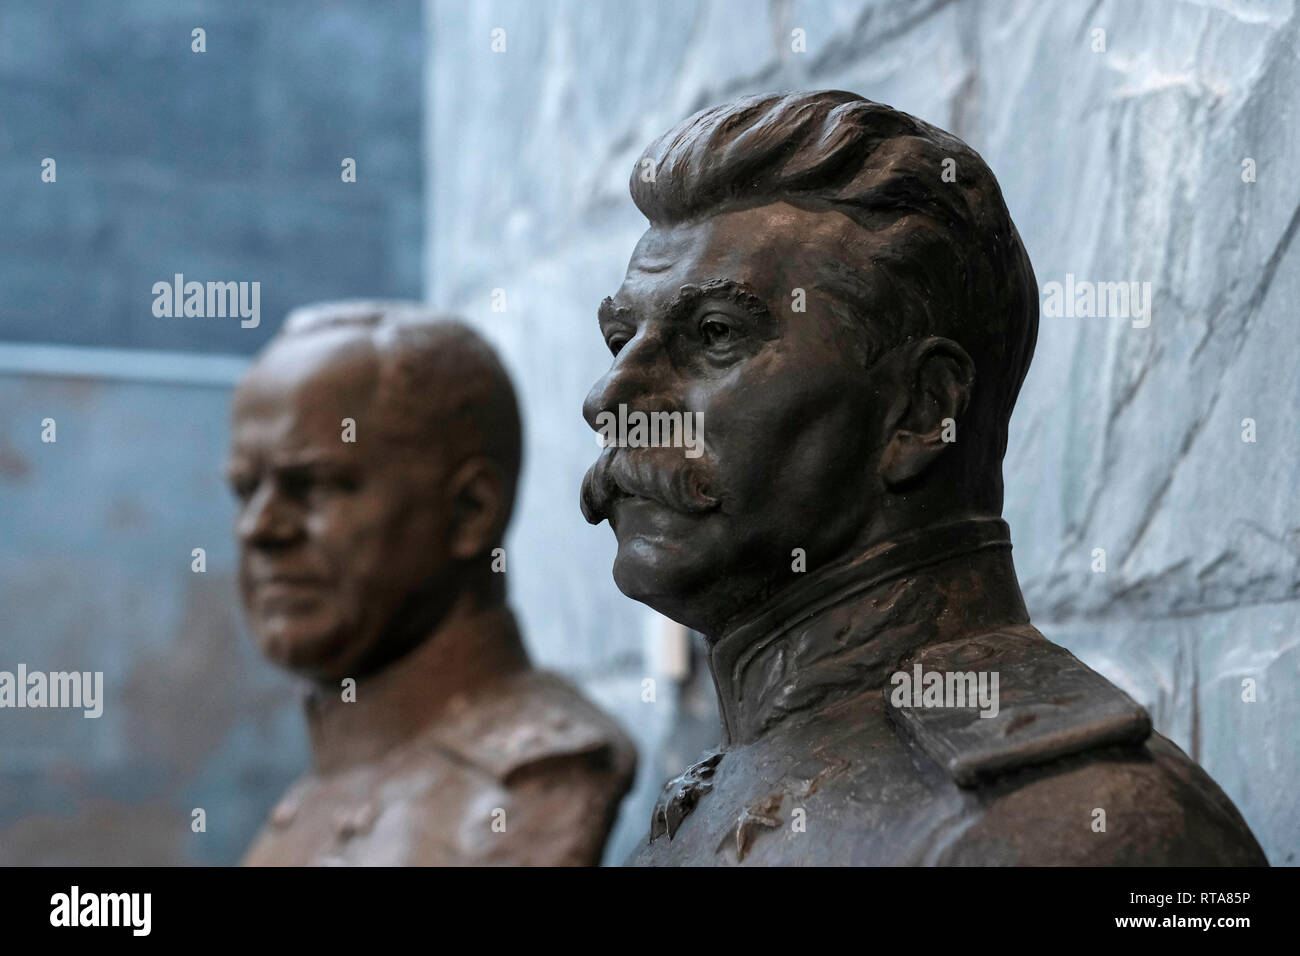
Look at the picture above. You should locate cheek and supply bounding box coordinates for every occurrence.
[390,508,452,573]
[711,375,874,503]
[301,497,413,593]
[366,482,453,575]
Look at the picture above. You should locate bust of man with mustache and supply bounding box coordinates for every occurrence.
[581,92,1266,866]
[232,301,634,865]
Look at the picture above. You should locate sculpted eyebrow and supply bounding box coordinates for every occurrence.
[598,281,773,331]
[665,279,772,324]
[270,453,354,471]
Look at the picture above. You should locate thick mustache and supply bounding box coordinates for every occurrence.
[580,447,721,524]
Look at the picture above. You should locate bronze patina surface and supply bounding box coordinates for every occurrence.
[233,301,634,865]
[580,92,1266,866]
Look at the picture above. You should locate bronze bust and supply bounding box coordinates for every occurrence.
[581,92,1266,865]
[232,301,634,865]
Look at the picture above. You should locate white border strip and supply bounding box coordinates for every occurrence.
[0,343,250,387]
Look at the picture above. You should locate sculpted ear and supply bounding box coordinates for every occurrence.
[446,456,508,560]
[878,337,975,488]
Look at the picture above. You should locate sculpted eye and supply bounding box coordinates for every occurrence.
[606,334,629,357]
[228,472,256,502]
[280,470,314,501]
[330,472,361,494]
[699,314,735,348]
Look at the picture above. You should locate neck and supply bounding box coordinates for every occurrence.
[303,593,529,773]
[708,515,1028,747]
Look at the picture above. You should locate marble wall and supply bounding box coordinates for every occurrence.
[425,0,1298,863]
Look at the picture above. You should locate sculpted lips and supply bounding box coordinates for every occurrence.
[255,577,325,591]
[580,448,721,524]
[246,565,330,587]
[244,564,331,610]
[251,582,330,618]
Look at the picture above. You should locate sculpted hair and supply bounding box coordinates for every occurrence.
[277,300,523,535]
[630,91,1039,482]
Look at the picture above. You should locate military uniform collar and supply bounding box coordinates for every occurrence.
[708,516,1025,746]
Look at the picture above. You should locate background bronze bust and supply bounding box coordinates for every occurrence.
[581,92,1266,865]
[232,300,634,865]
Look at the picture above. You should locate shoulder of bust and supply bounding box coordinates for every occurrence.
[886,624,1152,787]
[933,732,1268,865]
[426,669,637,787]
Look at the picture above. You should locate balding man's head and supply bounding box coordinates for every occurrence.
[273,300,522,512]
[229,300,522,681]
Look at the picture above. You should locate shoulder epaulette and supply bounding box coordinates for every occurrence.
[429,670,635,784]
[887,626,1152,787]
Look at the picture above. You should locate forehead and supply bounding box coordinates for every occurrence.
[613,201,866,310]
[231,330,379,453]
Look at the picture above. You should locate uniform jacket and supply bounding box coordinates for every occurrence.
[628,518,1266,866]
[244,607,636,866]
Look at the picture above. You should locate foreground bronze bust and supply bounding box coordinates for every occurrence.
[581,92,1266,865]
[232,301,634,865]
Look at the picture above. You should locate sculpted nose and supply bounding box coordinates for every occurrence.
[582,330,665,431]
[237,482,301,548]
